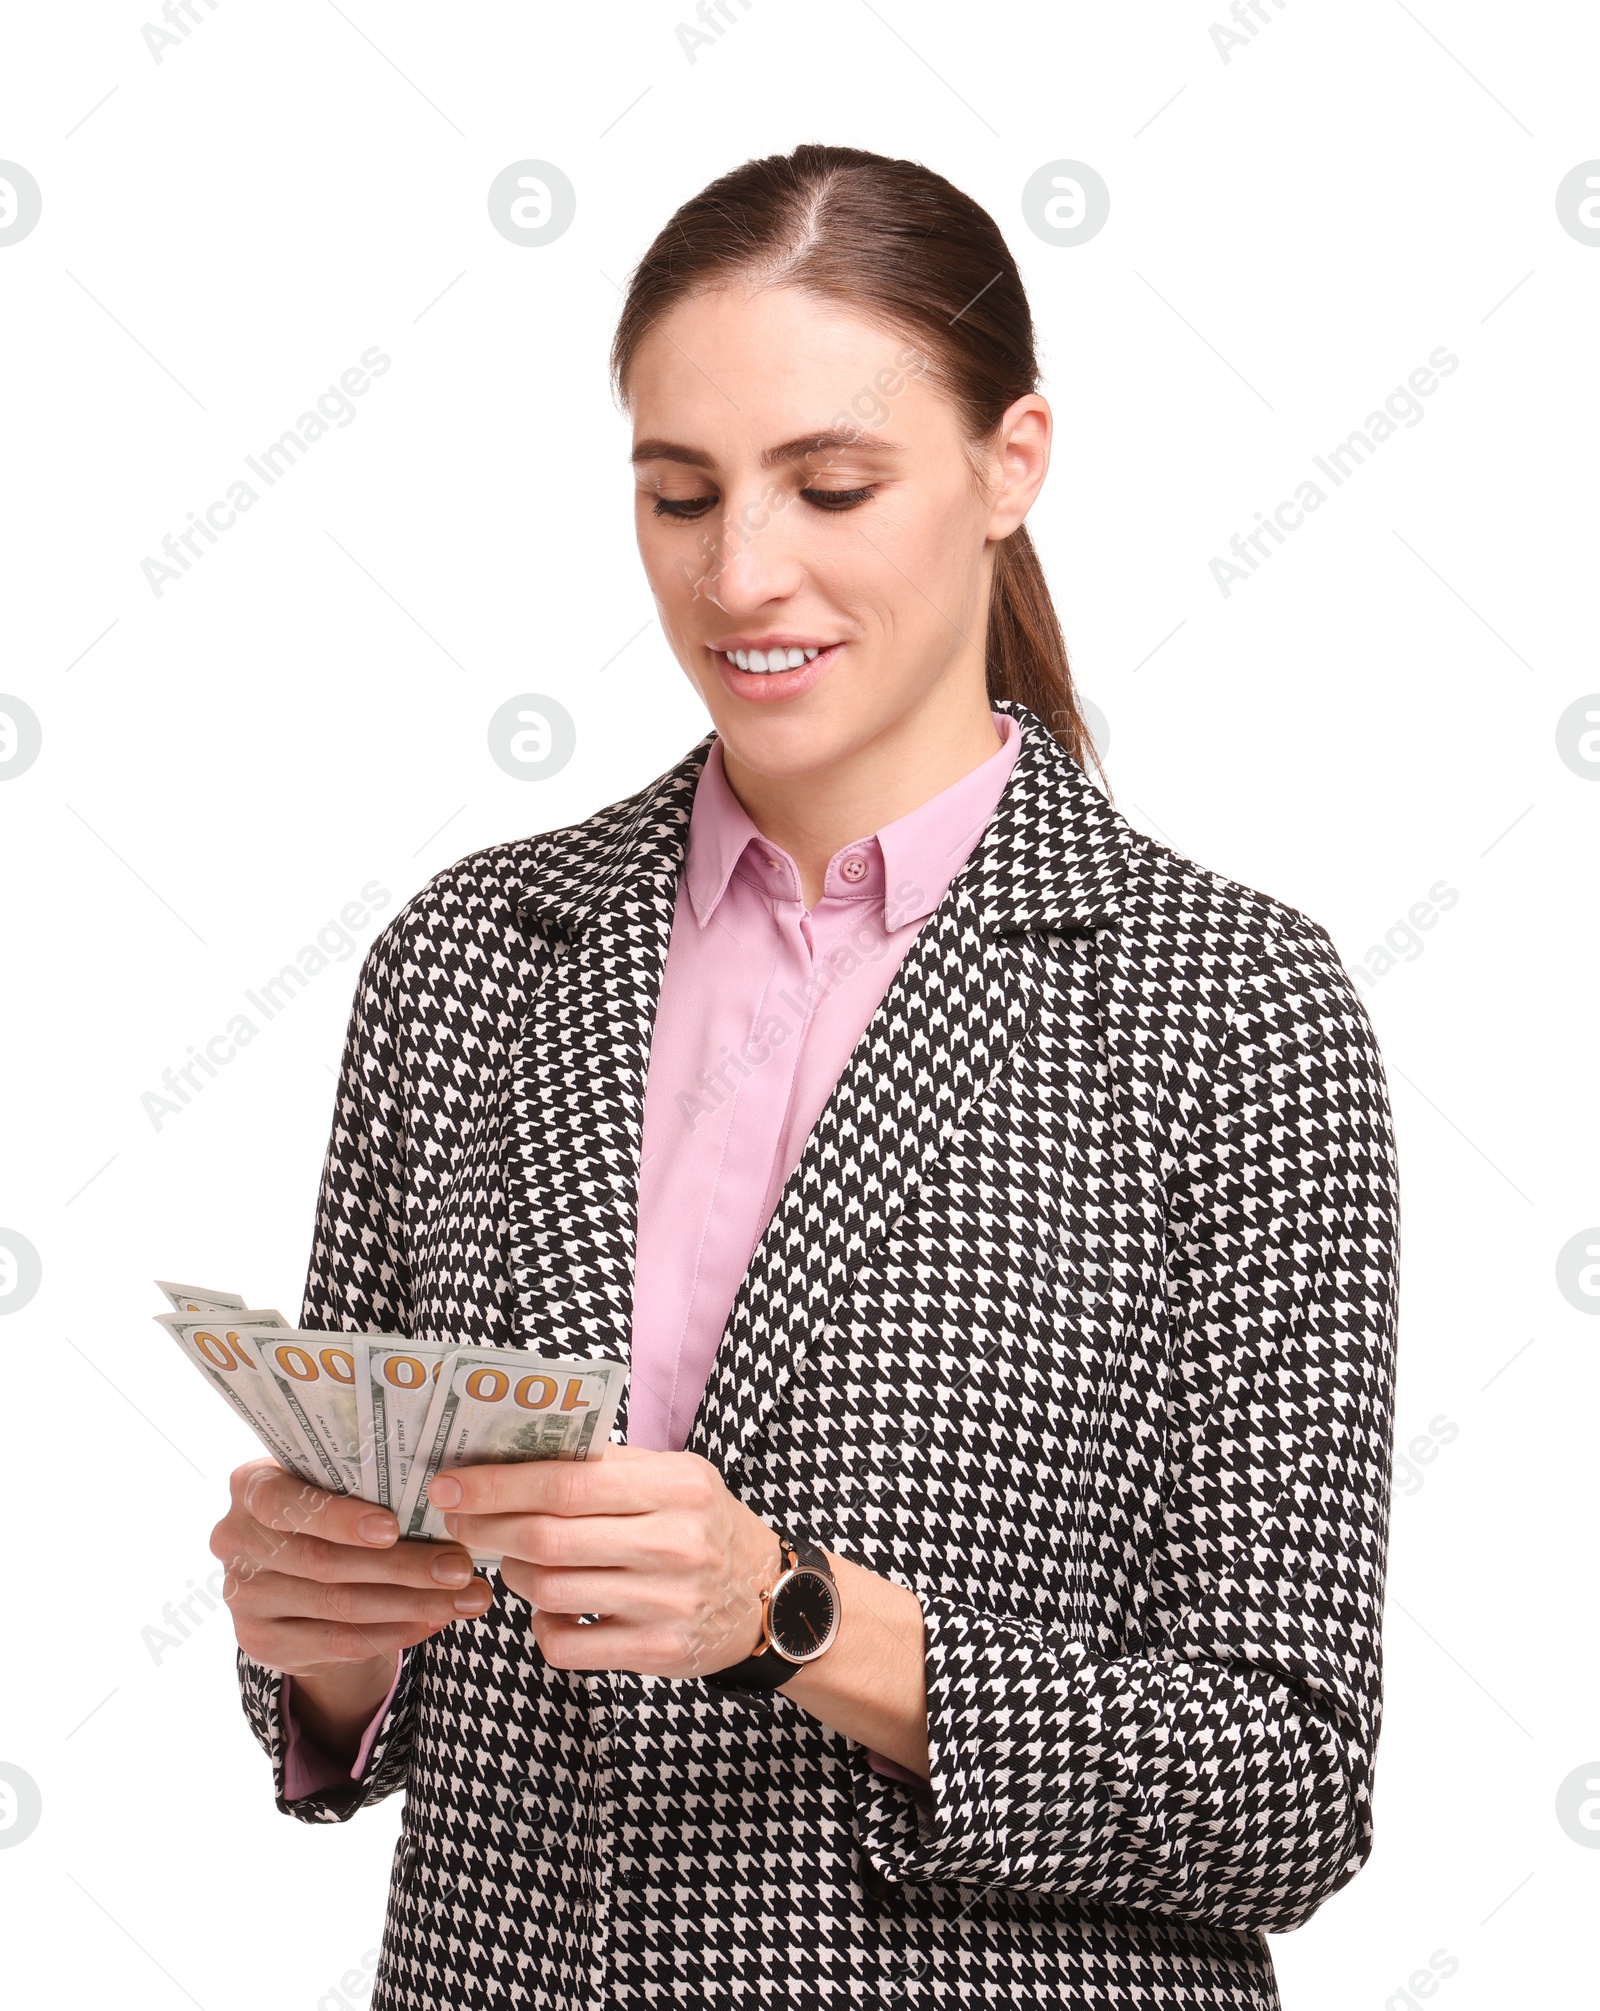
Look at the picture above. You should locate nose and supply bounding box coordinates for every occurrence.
[693,478,806,614]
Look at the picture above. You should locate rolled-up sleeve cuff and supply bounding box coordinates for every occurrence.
[846,1594,1112,1892]
[238,1642,419,1824]
[282,1653,405,1801]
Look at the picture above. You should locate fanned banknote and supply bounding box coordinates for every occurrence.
[155,1280,249,1315]
[396,1346,624,1544]
[254,1328,372,1497]
[153,1308,320,1480]
[185,1310,354,1495]
[357,1336,452,1509]
[153,1283,624,1548]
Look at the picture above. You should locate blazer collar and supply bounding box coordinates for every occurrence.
[514,697,1129,946]
[511,737,707,945]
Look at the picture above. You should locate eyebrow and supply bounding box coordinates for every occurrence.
[629,427,905,472]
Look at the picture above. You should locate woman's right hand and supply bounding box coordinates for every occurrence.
[210,1457,492,1757]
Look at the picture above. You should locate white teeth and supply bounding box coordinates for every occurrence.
[725,646,824,673]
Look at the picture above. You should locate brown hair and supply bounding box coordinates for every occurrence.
[609,143,1102,779]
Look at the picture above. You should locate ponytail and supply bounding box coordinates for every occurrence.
[985,526,1102,785]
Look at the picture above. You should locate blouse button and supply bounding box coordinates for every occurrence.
[840,855,868,884]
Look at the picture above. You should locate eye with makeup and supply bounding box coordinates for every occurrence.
[649,485,877,520]
[802,485,876,511]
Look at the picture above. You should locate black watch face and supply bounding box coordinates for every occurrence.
[769,1567,838,1661]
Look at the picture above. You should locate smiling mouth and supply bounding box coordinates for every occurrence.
[717,645,827,674]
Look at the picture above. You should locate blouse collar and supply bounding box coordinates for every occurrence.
[684,711,1024,931]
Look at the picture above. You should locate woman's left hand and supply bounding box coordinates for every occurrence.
[428,1446,778,1678]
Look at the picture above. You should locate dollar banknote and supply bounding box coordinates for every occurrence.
[190,1312,356,1496]
[254,1328,383,1498]
[153,1308,322,1481]
[396,1346,624,1546]
[155,1283,624,1552]
[155,1280,248,1315]
[357,1336,452,1509]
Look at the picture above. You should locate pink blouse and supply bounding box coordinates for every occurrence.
[283,712,1025,1797]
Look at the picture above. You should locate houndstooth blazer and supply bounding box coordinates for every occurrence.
[236,698,1402,2011]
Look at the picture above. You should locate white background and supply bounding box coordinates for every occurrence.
[1,3,1595,2005]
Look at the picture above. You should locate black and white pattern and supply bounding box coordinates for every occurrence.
[237,698,1401,2010]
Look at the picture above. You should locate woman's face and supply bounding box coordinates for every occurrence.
[627,284,1048,784]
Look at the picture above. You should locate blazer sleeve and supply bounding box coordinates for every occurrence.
[849,916,1402,1934]
[235,909,423,1824]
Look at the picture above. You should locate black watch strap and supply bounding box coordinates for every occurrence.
[705,1538,834,1694]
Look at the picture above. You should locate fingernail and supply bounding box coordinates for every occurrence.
[429,1474,462,1508]
[453,1586,488,1613]
[430,1554,472,1587]
[358,1513,398,1545]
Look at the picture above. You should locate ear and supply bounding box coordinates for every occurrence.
[983,394,1052,541]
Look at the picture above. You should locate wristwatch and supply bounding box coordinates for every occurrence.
[704,1536,840,1693]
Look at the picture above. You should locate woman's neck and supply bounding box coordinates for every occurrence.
[718,686,1005,909]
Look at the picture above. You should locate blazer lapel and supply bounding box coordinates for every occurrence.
[688,700,1140,1484]
[502,738,711,1431]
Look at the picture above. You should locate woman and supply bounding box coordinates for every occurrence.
[212,144,1401,2010]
